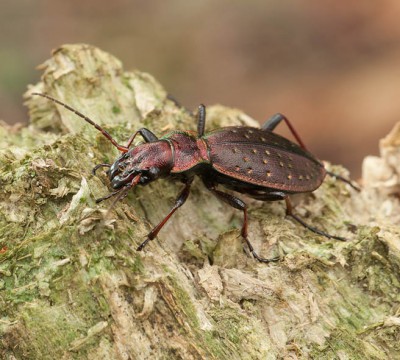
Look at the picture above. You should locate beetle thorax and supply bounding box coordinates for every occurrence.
[109,141,173,189]
[165,132,210,173]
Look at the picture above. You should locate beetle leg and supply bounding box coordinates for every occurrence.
[325,170,360,191]
[262,113,308,151]
[202,180,279,263]
[125,128,159,149]
[137,177,194,251]
[283,196,347,241]
[263,114,360,190]
[197,104,206,137]
[95,189,121,203]
[262,113,285,131]
[166,94,183,107]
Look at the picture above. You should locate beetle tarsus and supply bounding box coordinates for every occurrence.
[284,197,347,241]
[287,212,347,241]
[243,235,280,263]
[137,238,150,251]
[326,170,360,192]
[95,190,120,203]
[136,178,194,251]
[252,252,280,263]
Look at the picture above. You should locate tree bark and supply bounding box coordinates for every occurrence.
[1,44,400,359]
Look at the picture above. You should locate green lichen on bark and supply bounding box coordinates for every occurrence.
[1,44,400,359]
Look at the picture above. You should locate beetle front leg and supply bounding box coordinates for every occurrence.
[203,180,279,263]
[125,128,159,149]
[137,177,194,251]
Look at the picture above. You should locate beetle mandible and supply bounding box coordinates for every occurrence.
[33,93,356,262]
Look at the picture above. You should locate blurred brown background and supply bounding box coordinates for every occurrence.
[1,0,400,177]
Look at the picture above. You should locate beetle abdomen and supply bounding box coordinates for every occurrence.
[205,127,325,193]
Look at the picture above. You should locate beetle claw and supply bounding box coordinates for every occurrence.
[251,251,280,263]
[242,235,280,263]
[137,238,150,251]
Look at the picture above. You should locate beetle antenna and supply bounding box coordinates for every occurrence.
[32,93,129,153]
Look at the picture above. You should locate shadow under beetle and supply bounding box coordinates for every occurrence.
[33,93,358,263]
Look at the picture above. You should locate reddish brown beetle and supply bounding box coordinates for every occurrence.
[33,93,357,262]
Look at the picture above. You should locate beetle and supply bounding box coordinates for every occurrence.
[33,92,357,262]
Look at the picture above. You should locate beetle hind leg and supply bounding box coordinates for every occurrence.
[284,197,346,241]
[326,170,360,191]
[262,113,308,150]
[262,113,360,191]
[202,179,279,263]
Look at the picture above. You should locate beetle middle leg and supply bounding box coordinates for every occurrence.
[137,177,194,251]
[202,179,279,263]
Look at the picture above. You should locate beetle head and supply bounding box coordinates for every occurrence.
[108,141,173,189]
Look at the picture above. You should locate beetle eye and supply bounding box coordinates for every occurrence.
[148,167,160,179]
[136,156,144,163]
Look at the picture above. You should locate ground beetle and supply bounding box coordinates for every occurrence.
[33,93,358,262]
